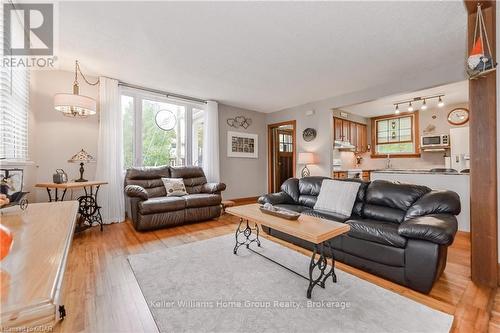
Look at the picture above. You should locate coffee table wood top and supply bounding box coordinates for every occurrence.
[226,203,350,244]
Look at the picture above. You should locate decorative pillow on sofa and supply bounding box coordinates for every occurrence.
[314,180,361,216]
[161,178,188,197]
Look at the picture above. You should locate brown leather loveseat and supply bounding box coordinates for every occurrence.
[124,165,226,231]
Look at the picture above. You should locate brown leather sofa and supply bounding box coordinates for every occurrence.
[124,165,226,231]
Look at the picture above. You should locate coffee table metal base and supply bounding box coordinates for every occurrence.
[233,219,337,299]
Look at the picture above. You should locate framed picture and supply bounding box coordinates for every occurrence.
[227,131,258,158]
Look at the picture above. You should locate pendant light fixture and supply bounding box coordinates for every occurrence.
[437,96,444,108]
[407,102,414,112]
[54,60,100,117]
[394,104,400,114]
[421,99,427,110]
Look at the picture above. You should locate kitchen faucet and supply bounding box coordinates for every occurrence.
[386,154,392,169]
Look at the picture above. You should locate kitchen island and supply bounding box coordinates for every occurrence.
[371,170,470,232]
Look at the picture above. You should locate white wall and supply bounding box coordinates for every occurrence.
[218,104,267,199]
[30,70,99,202]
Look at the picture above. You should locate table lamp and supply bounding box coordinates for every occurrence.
[68,149,95,182]
[298,152,318,178]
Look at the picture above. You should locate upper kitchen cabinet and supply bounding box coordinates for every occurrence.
[333,116,367,153]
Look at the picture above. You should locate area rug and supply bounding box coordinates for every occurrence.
[128,234,453,333]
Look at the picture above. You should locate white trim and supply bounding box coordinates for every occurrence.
[0,160,35,167]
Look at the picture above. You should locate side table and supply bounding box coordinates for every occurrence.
[35,181,108,231]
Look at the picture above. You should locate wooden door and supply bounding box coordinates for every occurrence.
[334,118,343,141]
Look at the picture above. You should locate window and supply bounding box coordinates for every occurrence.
[0,67,29,161]
[371,112,420,157]
[279,131,293,152]
[121,89,205,169]
[0,6,29,161]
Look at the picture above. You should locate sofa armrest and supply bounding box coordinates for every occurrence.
[398,214,458,246]
[125,185,149,200]
[202,182,226,194]
[258,192,293,205]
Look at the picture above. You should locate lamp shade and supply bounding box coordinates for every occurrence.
[54,93,97,117]
[68,149,95,163]
[298,152,318,165]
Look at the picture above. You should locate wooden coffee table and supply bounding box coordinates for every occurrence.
[226,203,350,298]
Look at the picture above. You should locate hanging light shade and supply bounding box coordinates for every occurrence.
[394,104,400,114]
[421,99,427,110]
[407,102,414,112]
[54,93,97,117]
[437,96,444,107]
[54,60,99,117]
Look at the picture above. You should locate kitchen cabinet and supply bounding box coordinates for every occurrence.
[333,117,368,153]
[332,171,348,179]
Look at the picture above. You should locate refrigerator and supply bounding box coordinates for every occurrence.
[449,127,470,172]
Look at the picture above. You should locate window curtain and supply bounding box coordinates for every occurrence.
[95,77,125,224]
[203,100,220,182]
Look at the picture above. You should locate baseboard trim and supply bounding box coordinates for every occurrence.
[230,196,260,205]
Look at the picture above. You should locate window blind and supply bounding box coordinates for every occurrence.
[0,5,30,161]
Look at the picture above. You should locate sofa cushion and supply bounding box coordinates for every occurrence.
[365,180,431,211]
[139,197,186,214]
[184,194,221,208]
[346,219,407,248]
[303,209,350,223]
[298,176,329,208]
[362,204,406,224]
[161,178,188,197]
[274,204,311,214]
[280,178,300,203]
[314,179,361,216]
[170,166,207,194]
[405,190,461,221]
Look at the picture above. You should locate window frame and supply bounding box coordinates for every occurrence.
[370,111,420,158]
[121,87,205,168]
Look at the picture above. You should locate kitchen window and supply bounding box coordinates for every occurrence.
[371,112,420,158]
[121,89,205,169]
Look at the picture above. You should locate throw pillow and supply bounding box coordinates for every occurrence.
[161,178,188,197]
[314,180,361,216]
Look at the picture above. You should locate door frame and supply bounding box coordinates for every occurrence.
[267,120,297,193]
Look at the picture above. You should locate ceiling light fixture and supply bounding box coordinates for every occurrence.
[407,102,414,112]
[421,99,428,110]
[394,104,400,114]
[54,60,100,117]
[437,96,445,107]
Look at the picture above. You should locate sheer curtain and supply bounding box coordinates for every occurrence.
[203,100,220,182]
[95,77,125,223]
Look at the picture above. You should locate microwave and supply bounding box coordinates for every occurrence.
[421,134,450,148]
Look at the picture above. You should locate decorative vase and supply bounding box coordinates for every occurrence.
[0,224,13,261]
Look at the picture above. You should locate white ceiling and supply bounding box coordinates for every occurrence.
[340,80,469,118]
[58,1,467,112]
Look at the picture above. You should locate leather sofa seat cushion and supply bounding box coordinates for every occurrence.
[365,180,431,211]
[139,197,186,214]
[184,194,221,208]
[298,195,317,208]
[274,204,311,214]
[346,219,407,248]
[303,209,350,223]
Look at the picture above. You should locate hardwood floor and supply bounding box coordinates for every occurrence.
[55,215,490,333]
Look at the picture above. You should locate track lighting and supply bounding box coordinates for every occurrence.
[421,99,427,110]
[393,94,445,113]
[407,102,414,112]
[437,96,444,107]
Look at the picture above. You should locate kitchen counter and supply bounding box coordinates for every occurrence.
[372,169,469,176]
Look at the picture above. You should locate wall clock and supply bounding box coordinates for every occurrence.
[302,128,317,142]
[447,108,470,126]
[155,110,177,131]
